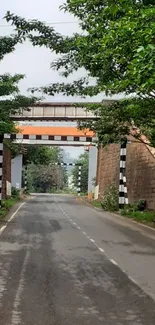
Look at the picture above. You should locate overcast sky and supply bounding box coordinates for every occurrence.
[0,0,89,158]
[1,1,116,158]
[1,0,81,99]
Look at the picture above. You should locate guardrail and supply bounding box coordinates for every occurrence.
[10,101,113,121]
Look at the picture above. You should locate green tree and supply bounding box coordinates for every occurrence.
[72,153,88,194]
[26,146,67,192]
[24,145,63,165]
[28,164,66,193]
[5,1,155,144]
[0,34,36,136]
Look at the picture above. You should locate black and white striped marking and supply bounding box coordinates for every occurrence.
[4,133,95,143]
[54,162,82,196]
[24,165,28,192]
[0,137,3,208]
[77,166,82,196]
[119,141,129,208]
[54,162,82,167]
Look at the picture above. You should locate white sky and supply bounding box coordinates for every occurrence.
[0,0,113,158]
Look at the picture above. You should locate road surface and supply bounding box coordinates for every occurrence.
[0,194,155,324]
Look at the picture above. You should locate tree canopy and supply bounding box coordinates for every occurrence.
[5,0,155,145]
[27,146,67,193]
[25,145,63,165]
[0,34,36,135]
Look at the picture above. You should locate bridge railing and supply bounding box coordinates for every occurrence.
[11,101,115,121]
[11,103,99,121]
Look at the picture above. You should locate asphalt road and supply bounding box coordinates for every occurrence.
[0,194,155,324]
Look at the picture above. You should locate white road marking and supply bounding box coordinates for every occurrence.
[11,250,30,325]
[0,262,9,307]
[98,247,105,253]
[128,276,138,285]
[0,225,7,235]
[8,202,25,223]
[110,259,118,266]
[0,202,25,236]
[56,204,142,291]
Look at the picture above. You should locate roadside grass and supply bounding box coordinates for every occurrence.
[0,197,19,221]
[91,200,102,209]
[121,208,155,226]
[79,192,88,197]
[87,198,155,228]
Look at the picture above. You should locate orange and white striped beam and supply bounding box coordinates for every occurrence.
[4,126,96,146]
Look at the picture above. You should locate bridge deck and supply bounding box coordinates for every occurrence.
[11,101,113,121]
[4,126,96,146]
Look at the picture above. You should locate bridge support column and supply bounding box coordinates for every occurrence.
[88,146,98,199]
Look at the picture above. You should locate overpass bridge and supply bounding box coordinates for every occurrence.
[4,126,96,146]
[11,101,113,121]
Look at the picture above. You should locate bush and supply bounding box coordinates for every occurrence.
[135,199,146,211]
[1,199,16,210]
[101,184,119,212]
[11,187,20,199]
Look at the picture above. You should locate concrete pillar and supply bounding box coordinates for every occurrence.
[11,154,23,189]
[88,147,98,199]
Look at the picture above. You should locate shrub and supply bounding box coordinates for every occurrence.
[101,184,119,212]
[2,199,14,210]
[135,199,146,211]
[11,187,20,199]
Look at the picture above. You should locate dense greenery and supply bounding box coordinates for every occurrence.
[121,207,155,225]
[72,152,88,194]
[28,164,67,193]
[24,145,63,165]
[27,146,67,193]
[0,35,36,135]
[5,1,155,145]
[101,184,119,212]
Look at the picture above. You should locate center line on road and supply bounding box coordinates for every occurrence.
[57,208,140,287]
[128,276,138,285]
[98,247,105,253]
[110,259,118,266]
[90,238,95,243]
